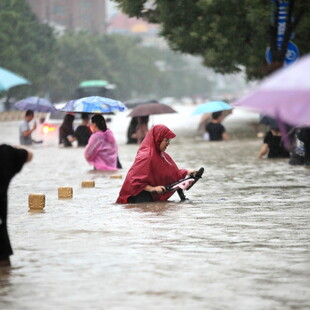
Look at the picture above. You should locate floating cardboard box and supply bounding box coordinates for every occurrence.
[58,187,73,199]
[81,180,95,188]
[28,194,45,210]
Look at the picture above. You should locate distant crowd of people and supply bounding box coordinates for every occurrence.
[18,109,310,170]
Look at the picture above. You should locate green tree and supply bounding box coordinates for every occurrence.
[100,35,214,99]
[47,33,160,101]
[96,34,161,99]
[48,32,213,101]
[0,0,56,97]
[112,0,310,79]
[47,32,113,101]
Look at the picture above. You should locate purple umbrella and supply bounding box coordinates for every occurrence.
[233,54,310,127]
[15,96,57,112]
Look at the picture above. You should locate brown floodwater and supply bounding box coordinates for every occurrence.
[0,114,309,310]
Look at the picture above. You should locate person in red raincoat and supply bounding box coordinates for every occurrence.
[116,124,194,204]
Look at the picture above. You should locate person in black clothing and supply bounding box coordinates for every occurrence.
[205,111,228,141]
[297,127,310,166]
[127,117,138,144]
[0,144,33,267]
[74,113,92,147]
[257,126,290,159]
[59,114,76,147]
[289,128,305,165]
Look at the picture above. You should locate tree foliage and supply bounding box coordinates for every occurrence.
[47,33,214,101]
[0,0,56,95]
[113,0,310,79]
[0,0,215,104]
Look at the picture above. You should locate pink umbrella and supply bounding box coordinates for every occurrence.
[233,54,310,127]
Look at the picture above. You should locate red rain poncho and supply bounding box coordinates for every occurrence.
[116,124,188,204]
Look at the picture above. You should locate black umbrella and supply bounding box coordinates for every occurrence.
[128,103,177,117]
[124,99,159,109]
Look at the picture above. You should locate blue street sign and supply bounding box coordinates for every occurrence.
[265,41,299,66]
[277,1,289,49]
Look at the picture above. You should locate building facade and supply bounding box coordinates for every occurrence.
[26,0,107,34]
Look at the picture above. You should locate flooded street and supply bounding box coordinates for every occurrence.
[1,118,310,310]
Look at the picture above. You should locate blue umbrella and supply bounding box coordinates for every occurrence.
[192,101,232,115]
[15,96,57,112]
[61,96,127,113]
[0,67,30,91]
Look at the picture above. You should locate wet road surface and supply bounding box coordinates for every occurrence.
[0,119,309,310]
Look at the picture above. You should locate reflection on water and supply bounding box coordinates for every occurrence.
[0,121,310,310]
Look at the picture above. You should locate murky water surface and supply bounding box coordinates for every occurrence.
[0,120,309,310]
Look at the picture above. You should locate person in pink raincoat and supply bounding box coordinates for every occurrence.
[84,114,119,171]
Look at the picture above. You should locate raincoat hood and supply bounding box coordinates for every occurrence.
[116,125,187,204]
[140,123,176,153]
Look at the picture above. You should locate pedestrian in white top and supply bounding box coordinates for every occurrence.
[19,110,36,145]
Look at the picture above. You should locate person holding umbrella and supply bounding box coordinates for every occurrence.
[205,111,229,141]
[84,114,120,171]
[192,101,232,141]
[19,110,37,145]
[16,96,56,145]
[74,112,92,147]
[59,114,76,147]
[127,117,139,144]
[257,124,290,159]
[129,115,149,144]
[126,102,175,145]
[116,124,195,204]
